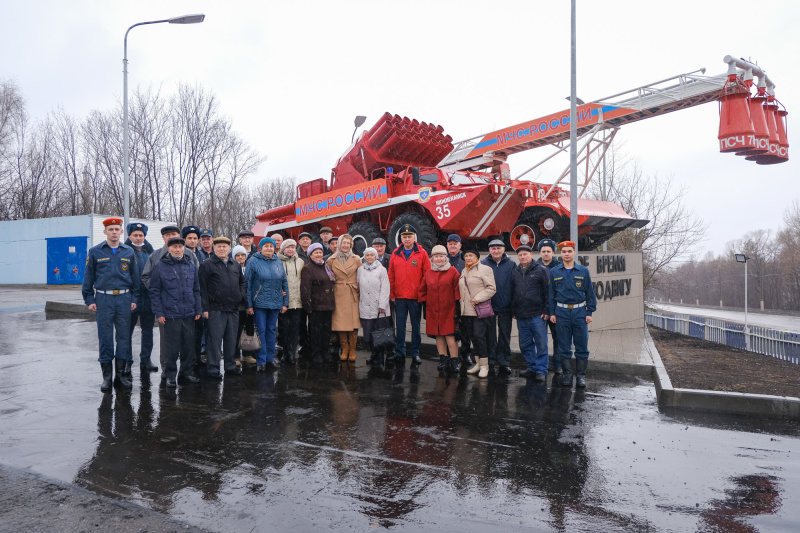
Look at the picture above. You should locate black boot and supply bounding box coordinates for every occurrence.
[560,358,574,388]
[461,352,475,370]
[575,359,588,388]
[447,357,461,374]
[384,349,395,370]
[140,358,158,372]
[114,359,132,389]
[100,363,113,392]
[437,354,447,372]
[367,346,381,366]
[553,354,563,375]
[122,360,133,379]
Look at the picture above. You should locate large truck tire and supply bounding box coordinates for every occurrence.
[348,221,384,257]
[387,212,436,254]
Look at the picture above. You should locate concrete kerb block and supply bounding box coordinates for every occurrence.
[646,326,800,420]
[44,300,95,320]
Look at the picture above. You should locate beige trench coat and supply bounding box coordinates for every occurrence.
[328,254,363,331]
[459,262,497,316]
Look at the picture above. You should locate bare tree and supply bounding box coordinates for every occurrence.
[588,150,707,292]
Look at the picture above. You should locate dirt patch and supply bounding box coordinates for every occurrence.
[649,325,800,398]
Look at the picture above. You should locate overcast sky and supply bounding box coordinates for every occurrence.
[3,0,797,254]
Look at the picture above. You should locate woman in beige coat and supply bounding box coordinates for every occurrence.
[327,234,362,361]
[459,247,496,378]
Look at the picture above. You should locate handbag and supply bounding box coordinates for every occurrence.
[239,327,261,352]
[370,310,395,348]
[465,269,495,319]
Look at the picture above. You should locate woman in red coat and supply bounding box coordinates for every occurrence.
[418,245,461,375]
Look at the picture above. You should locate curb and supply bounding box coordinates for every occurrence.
[45,301,95,320]
[646,327,800,420]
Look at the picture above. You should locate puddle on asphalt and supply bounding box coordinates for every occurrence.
[1,310,798,532]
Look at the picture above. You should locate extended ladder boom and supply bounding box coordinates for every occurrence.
[440,69,728,171]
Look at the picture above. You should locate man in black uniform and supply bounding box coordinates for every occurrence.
[537,238,562,375]
[82,217,140,392]
[125,222,158,376]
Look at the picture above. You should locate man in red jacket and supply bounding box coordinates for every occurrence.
[388,225,430,367]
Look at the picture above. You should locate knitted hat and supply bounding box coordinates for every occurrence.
[280,239,297,252]
[307,242,323,255]
[431,245,447,256]
[258,237,276,250]
[232,245,247,258]
[463,247,480,260]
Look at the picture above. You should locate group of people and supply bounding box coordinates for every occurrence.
[82,217,597,392]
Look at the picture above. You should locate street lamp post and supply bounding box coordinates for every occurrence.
[735,253,749,350]
[122,14,205,230]
[569,0,578,247]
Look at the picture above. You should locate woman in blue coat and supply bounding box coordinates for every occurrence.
[246,237,289,372]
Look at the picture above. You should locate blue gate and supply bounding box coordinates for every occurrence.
[46,237,88,284]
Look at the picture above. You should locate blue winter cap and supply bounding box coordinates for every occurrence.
[537,238,557,252]
[447,234,461,243]
[127,222,147,236]
[181,225,200,239]
[258,237,276,250]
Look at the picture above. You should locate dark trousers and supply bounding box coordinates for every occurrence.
[462,315,490,359]
[207,310,239,374]
[458,315,472,357]
[164,317,196,379]
[127,304,155,364]
[278,308,302,358]
[486,311,513,366]
[95,292,132,363]
[307,310,332,361]
[394,298,421,357]
[298,309,310,353]
[158,321,167,368]
[555,308,590,361]
[194,317,207,359]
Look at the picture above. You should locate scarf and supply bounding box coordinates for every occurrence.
[335,249,354,266]
[430,260,451,272]
[362,259,380,271]
[313,257,336,281]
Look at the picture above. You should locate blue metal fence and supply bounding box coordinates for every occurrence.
[645,310,800,365]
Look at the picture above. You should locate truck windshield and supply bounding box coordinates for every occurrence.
[419,172,439,185]
[448,172,492,185]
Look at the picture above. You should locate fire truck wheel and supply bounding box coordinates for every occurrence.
[388,212,436,254]
[347,222,384,257]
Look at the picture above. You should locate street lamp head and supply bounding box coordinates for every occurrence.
[735,253,748,263]
[168,14,205,24]
[354,115,367,128]
[565,96,585,105]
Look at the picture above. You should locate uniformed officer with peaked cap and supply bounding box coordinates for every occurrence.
[82,217,140,392]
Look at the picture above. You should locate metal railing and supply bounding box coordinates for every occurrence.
[645,310,800,365]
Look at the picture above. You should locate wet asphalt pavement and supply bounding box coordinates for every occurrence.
[1,309,799,532]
